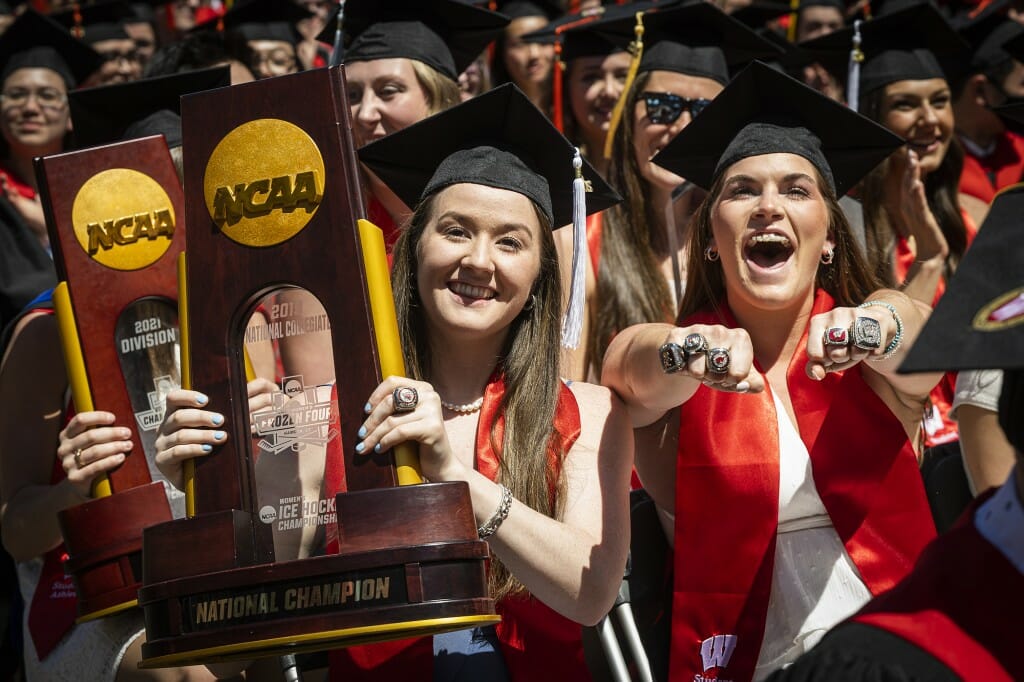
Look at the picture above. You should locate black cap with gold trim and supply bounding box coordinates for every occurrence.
[0,9,103,87]
[335,0,509,82]
[900,183,1024,373]
[651,60,903,195]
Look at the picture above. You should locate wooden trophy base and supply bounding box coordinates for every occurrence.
[57,481,173,621]
[138,481,498,667]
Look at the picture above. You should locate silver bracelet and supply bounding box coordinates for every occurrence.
[478,484,512,539]
[858,300,903,361]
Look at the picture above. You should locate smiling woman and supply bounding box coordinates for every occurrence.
[154,84,630,682]
[0,10,101,329]
[602,62,942,682]
[802,2,977,449]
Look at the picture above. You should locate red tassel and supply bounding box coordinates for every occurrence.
[553,42,564,132]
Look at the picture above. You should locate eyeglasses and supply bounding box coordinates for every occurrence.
[0,87,67,111]
[98,49,142,65]
[641,91,712,125]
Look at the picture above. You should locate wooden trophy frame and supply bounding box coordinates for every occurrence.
[34,135,185,620]
[138,66,496,668]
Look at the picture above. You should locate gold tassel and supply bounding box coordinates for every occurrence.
[787,0,800,43]
[603,11,644,160]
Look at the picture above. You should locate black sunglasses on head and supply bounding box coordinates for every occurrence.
[641,91,712,125]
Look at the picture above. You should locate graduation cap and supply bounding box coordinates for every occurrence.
[952,0,1024,75]
[601,2,783,157]
[192,0,311,45]
[730,0,792,30]
[51,1,135,44]
[799,2,967,108]
[899,183,1024,373]
[651,60,903,195]
[334,0,509,82]
[495,0,564,20]
[784,0,846,43]
[69,65,230,149]
[0,9,103,87]
[358,83,622,347]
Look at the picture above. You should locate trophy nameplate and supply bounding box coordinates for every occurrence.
[34,136,185,620]
[138,66,496,668]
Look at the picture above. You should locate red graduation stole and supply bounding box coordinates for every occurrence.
[854,491,1022,682]
[669,289,936,682]
[330,373,584,681]
[587,212,603,279]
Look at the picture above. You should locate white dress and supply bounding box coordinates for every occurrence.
[752,388,874,681]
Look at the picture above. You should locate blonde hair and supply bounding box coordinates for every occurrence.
[410,60,462,115]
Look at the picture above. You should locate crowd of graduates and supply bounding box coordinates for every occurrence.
[0,0,1021,681]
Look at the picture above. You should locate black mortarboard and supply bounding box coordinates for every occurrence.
[192,0,310,45]
[731,0,792,29]
[495,0,563,20]
[953,0,1024,74]
[799,2,967,99]
[521,2,662,63]
[636,2,785,84]
[652,60,902,195]
[359,83,620,226]
[335,0,509,82]
[51,1,135,44]
[359,83,621,349]
[0,10,103,87]
[900,183,1024,373]
[69,66,230,148]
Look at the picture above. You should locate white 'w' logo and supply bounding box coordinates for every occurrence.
[700,634,738,672]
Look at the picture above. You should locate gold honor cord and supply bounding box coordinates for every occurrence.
[358,219,423,485]
[178,253,198,518]
[54,282,112,499]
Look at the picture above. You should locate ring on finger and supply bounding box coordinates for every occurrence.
[852,316,882,351]
[392,386,419,413]
[74,448,83,468]
[707,347,731,374]
[682,333,709,356]
[659,342,688,374]
[822,326,849,347]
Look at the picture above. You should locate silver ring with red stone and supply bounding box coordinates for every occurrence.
[392,386,419,413]
[823,326,850,347]
[707,347,731,374]
[682,332,709,356]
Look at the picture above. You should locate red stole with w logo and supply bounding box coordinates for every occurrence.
[669,289,935,682]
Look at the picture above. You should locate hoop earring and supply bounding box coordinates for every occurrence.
[704,246,719,262]
[522,294,536,312]
[821,248,834,265]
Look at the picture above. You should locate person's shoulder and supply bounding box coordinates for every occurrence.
[566,380,630,443]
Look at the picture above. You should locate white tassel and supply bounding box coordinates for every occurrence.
[847,19,863,113]
[561,148,588,349]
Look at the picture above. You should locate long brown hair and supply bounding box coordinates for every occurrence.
[590,71,674,376]
[679,165,883,321]
[391,190,569,600]
[858,85,968,288]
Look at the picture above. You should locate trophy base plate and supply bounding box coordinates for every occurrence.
[76,598,139,623]
[139,613,501,668]
[139,482,496,667]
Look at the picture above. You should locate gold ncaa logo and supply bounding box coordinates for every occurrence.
[204,118,325,247]
[72,168,176,271]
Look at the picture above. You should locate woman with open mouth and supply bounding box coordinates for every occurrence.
[801,2,976,451]
[602,62,941,682]
[566,2,781,381]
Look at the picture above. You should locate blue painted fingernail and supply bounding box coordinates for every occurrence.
[196,393,208,405]
[202,444,213,452]
[357,425,367,439]
[363,402,372,414]
[374,443,382,453]
[211,414,224,426]
[213,431,225,440]
[355,442,365,453]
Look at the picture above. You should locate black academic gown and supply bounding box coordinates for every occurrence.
[0,196,56,333]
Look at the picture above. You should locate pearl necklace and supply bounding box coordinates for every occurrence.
[440,396,484,414]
